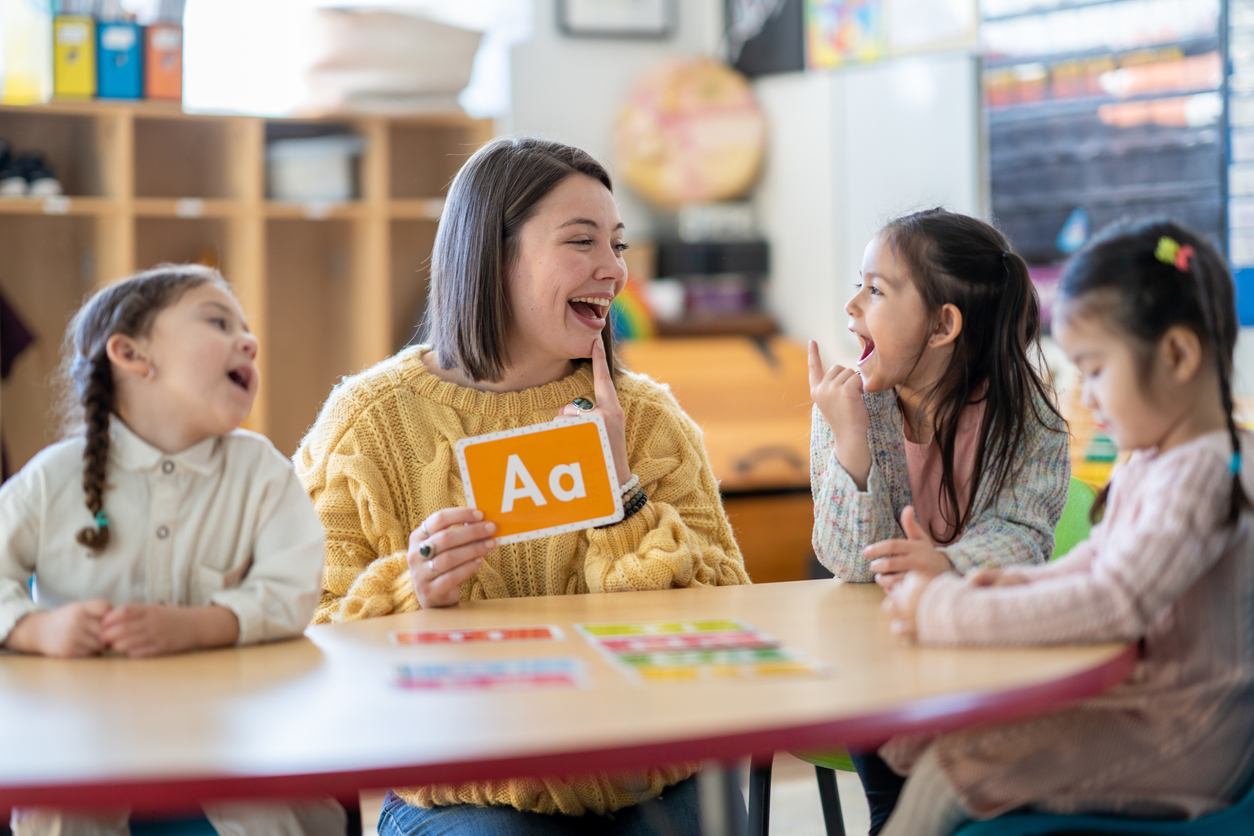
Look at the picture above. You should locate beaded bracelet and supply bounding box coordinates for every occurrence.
[597,484,648,528]
[619,474,640,497]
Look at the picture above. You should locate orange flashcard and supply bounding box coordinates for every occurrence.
[456,416,623,544]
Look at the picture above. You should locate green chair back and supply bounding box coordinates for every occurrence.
[1052,477,1096,560]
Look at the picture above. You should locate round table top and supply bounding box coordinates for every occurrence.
[0,580,1134,813]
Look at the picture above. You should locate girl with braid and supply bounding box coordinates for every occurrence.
[0,265,344,836]
[880,219,1254,836]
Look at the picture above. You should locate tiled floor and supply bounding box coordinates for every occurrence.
[360,751,871,835]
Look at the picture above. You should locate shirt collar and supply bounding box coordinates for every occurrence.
[107,416,222,476]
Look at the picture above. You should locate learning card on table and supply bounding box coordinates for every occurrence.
[455,415,622,544]
[619,648,827,685]
[576,619,756,640]
[395,657,588,691]
[390,625,564,645]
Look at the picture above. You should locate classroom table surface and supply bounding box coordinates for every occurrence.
[0,580,1135,815]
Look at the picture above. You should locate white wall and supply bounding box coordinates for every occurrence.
[508,0,722,238]
[754,52,980,366]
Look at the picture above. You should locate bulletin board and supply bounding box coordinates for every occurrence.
[982,0,1227,325]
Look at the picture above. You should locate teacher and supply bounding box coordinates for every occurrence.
[295,136,749,835]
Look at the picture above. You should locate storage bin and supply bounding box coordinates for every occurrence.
[265,135,364,201]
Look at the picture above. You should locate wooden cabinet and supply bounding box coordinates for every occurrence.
[620,336,821,582]
[0,101,493,466]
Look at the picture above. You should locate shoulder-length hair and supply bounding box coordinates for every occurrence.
[423,136,621,383]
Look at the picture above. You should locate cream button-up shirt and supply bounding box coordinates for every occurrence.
[0,419,326,646]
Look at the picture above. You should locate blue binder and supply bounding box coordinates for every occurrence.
[97,21,143,99]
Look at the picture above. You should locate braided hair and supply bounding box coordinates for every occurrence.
[1056,219,1249,526]
[59,264,229,553]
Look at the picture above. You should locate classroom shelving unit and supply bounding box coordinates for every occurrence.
[0,100,493,469]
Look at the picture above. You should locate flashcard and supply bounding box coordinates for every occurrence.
[593,630,779,654]
[390,625,564,645]
[395,656,588,690]
[616,647,827,684]
[456,415,622,544]
[576,619,748,639]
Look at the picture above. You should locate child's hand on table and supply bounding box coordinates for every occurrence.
[865,506,953,590]
[966,568,1030,587]
[99,604,240,658]
[808,341,873,489]
[5,599,112,657]
[882,570,937,638]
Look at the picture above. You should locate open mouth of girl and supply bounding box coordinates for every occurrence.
[857,334,876,366]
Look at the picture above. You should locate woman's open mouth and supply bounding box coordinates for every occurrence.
[568,296,611,327]
[856,334,876,366]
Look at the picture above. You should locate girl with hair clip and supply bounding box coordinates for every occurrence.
[880,219,1254,836]
[0,265,344,836]
[808,208,1071,833]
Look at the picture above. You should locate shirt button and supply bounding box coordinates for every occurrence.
[156,525,170,539]
[162,461,175,474]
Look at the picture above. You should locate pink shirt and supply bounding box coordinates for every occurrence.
[902,398,987,544]
[886,430,1254,819]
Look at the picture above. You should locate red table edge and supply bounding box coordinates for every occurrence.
[0,644,1137,815]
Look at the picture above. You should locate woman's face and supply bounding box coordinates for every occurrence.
[504,174,628,379]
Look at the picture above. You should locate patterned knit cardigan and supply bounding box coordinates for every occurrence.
[810,389,1071,580]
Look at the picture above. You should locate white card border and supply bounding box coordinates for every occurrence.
[455,414,623,545]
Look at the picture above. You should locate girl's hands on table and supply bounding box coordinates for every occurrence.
[967,568,1031,587]
[808,340,873,489]
[409,507,497,609]
[866,506,954,590]
[5,599,111,657]
[883,570,936,639]
[99,603,239,658]
[556,337,630,487]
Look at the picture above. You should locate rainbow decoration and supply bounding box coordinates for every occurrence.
[611,278,656,341]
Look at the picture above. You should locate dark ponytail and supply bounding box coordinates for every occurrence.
[1056,218,1249,527]
[881,208,1065,543]
[60,263,229,554]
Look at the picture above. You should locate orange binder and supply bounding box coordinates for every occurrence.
[144,22,181,101]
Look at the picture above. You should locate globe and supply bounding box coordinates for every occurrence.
[614,57,767,208]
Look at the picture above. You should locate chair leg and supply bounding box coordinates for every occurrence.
[814,766,847,836]
[747,755,772,836]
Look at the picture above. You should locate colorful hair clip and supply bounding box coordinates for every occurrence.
[94,511,110,528]
[1232,452,1242,476]
[1154,236,1194,272]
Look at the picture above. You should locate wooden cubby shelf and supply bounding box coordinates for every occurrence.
[0,103,493,468]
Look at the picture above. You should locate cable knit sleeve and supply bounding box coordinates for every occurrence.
[916,444,1232,646]
[295,383,418,624]
[811,394,909,582]
[583,378,749,592]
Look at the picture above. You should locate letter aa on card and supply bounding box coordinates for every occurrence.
[455,415,624,544]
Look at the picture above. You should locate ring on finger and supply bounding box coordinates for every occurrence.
[572,397,594,414]
[427,558,439,578]
[418,522,430,539]
[419,540,434,559]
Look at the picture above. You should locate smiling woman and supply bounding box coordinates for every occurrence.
[295,136,750,836]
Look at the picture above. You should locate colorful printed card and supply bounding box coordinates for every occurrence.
[456,415,622,544]
[576,618,826,685]
[395,656,588,691]
[391,625,564,645]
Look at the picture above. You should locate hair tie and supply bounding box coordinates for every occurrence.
[1232,452,1242,476]
[94,511,110,528]
[1154,236,1194,272]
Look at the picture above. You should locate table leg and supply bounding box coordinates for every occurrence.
[698,763,747,836]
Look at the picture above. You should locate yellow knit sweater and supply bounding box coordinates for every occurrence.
[295,346,749,815]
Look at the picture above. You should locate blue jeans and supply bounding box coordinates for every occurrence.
[850,749,907,836]
[378,776,736,836]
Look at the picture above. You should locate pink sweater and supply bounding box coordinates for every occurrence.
[889,430,1254,819]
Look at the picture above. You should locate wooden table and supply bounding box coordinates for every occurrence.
[0,581,1134,816]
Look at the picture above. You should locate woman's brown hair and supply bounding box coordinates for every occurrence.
[883,208,1066,543]
[422,136,621,382]
[59,263,229,553]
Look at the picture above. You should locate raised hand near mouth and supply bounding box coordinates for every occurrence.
[808,340,872,490]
